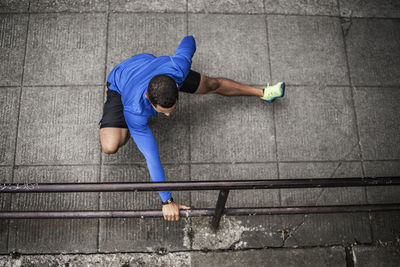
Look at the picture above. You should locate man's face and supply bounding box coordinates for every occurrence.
[145,92,177,116]
[151,101,178,117]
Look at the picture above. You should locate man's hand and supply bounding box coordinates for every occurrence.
[162,202,190,221]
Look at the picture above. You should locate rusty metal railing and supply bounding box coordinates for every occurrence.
[1,177,400,230]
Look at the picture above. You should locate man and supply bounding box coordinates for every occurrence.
[99,36,284,222]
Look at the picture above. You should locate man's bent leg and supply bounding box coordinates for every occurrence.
[194,75,263,96]
[99,127,129,154]
[99,88,129,154]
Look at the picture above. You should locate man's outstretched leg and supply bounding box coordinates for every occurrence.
[194,74,284,102]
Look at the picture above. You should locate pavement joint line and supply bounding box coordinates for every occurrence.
[335,0,341,17]
[338,1,374,244]
[2,11,400,20]
[5,83,399,89]
[186,0,193,233]
[7,5,31,254]
[15,83,399,88]
[96,0,111,254]
[2,242,397,257]
[344,245,355,267]
[263,7,282,207]
[20,84,106,88]
[10,158,400,168]
[345,84,400,88]
[261,0,267,16]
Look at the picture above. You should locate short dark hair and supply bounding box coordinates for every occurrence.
[147,74,178,108]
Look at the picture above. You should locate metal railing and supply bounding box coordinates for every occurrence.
[1,177,400,230]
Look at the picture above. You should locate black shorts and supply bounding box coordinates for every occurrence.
[99,70,201,129]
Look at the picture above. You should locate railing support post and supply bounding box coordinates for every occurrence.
[210,189,229,231]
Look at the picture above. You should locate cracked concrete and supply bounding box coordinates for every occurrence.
[184,216,270,250]
[281,215,308,247]
[313,162,343,206]
[341,17,353,38]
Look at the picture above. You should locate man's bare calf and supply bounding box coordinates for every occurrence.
[195,75,264,96]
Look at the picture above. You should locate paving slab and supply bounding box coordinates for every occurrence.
[12,165,99,211]
[0,167,12,254]
[8,165,99,254]
[0,87,20,165]
[353,87,400,160]
[278,161,370,247]
[8,219,98,254]
[191,163,279,208]
[265,0,339,16]
[0,246,346,266]
[0,0,29,13]
[339,0,400,18]
[100,164,190,210]
[279,162,365,206]
[99,164,190,252]
[274,86,359,161]
[370,211,400,243]
[110,0,186,12]
[0,14,28,86]
[353,245,400,267]
[99,217,191,252]
[107,13,186,74]
[29,0,109,12]
[280,212,371,247]
[363,160,400,204]
[191,246,346,267]
[188,0,264,14]
[102,92,190,164]
[0,219,8,253]
[267,15,348,85]
[190,94,275,162]
[16,86,103,165]
[189,14,270,85]
[345,19,400,86]
[23,13,106,86]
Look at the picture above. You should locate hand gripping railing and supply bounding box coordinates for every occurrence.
[1,177,400,230]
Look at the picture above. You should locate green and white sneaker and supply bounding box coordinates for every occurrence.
[260,82,285,102]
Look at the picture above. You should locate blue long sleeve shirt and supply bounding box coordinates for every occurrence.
[106,36,196,201]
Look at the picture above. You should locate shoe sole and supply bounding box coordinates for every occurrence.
[266,82,285,103]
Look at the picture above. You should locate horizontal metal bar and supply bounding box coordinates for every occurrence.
[0,177,399,193]
[1,204,399,219]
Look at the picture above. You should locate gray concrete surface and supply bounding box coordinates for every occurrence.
[0,0,399,266]
[0,245,400,266]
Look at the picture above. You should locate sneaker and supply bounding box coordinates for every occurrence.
[260,82,285,102]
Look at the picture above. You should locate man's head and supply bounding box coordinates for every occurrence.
[145,74,178,116]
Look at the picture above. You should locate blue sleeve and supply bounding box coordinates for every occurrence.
[123,110,172,202]
[172,35,196,79]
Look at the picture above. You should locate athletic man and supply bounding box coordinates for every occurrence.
[99,36,284,222]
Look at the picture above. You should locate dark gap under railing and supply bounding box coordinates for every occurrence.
[1,177,400,230]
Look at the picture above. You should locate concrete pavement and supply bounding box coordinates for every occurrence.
[0,0,399,266]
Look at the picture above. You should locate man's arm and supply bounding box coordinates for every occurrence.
[123,110,172,202]
[123,110,190,221]
[171,35,196,79]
